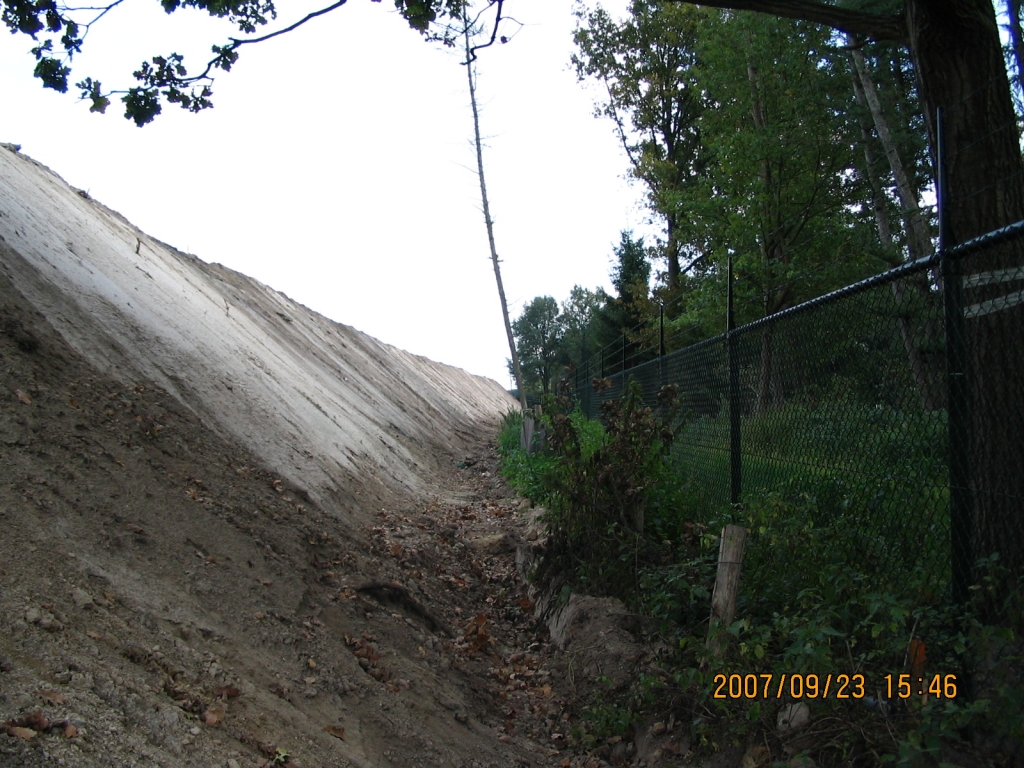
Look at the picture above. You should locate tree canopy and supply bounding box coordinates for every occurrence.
[2,0,469,125]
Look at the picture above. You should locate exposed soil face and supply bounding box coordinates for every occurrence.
[0,145,661,768]
[0,226,556,768]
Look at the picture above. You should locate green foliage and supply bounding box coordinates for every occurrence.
[496,408,557,502]
[573,0,709,292]
[559,285,602,373]
[670,393,951,594]
[4,0,469,125]
[609,230,650,306]
[574,2,889,355]
[536,379,679,596]
[503,379,1021,763]
[32,51,70,92]
[588,231,656,373]
[509,296,565,398]
[576,697,640,745]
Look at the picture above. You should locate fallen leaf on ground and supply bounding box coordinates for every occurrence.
[63,723,78,738]
[214,685,241,699]
[38,689,68,705]
[324,725,346,740]
[8,726,36,740]
[23,711,49,731]
[741,745,771,768]
[15,389,31,404]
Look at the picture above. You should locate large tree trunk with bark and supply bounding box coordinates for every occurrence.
[907,0,1024,607]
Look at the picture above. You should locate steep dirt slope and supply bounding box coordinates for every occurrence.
[0,142,515,516]
[0,144,571,767]
[0,260,558,766]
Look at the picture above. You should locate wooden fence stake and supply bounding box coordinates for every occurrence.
[708,524,747,656]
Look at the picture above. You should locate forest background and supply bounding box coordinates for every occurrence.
[510,0,947,401]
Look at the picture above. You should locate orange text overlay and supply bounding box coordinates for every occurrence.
[711,673,959,700]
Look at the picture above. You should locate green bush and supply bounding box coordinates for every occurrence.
[496,407,558,503]
[494,384,1022,765]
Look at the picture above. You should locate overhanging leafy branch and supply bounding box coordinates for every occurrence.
[2,0,469,126]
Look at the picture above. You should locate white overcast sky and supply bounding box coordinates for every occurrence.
[0,0,650,387]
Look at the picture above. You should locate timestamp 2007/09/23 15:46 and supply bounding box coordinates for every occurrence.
[712,672,959,700]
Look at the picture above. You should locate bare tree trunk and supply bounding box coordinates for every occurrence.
[850,50,946,411]
[463,26,527,409]
[851,42,934,262]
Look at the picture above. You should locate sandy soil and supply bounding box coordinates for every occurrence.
[0,142,514,515]
[0,144,670,768]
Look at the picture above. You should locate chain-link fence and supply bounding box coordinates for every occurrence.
[572,109,1024,611]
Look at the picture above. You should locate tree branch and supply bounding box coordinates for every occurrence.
[667,0,907,42]
[226,0,347,48]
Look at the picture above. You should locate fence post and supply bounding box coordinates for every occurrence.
[938,108,972,610]
[728,256,742,506]
[583,356,591,418]
[708,524,747,656]
[659,302,666,388]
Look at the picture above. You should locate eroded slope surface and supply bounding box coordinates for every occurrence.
[0,266,563,765]
[0,144,580,767]
[0,143,516,515]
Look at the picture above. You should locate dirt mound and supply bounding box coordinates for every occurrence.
[0,142,515,516]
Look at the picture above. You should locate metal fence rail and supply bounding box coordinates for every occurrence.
[573,216,1024,608]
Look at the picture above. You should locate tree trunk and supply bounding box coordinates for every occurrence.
[849,46,946,411]
[665,214,681,295]
[851,43,933,262]
[907,0,1024,604]
[463,26,527,410]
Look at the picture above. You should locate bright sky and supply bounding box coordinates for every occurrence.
[0,0,649,388]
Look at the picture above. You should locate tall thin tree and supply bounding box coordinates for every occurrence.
[462,10,527,408]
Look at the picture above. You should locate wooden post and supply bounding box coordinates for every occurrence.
[708,524,747,656]
[520,415,535,453]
